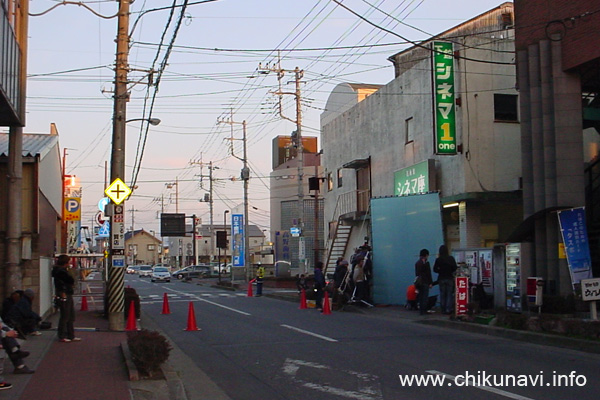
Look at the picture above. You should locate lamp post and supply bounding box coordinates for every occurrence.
[125,118,161,126]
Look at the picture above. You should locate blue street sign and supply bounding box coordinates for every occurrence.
[98,221,110,237]
[290,227,301,237]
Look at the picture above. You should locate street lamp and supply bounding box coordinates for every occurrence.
[125,117,161,126]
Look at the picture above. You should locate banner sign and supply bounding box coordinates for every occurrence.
[232,214,245,267]
[432,41,457,155]
[455,276,469,316]
[558,207,593,287]
[394,160,429,196]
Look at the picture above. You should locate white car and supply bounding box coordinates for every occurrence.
[138,265,152,277]
[151,266,171,283]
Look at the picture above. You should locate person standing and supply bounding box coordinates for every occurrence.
[433,245,458,314]
[313,261,326,311]
[255,263,265,297]
[414,249,433,315]
[52,255,80,342]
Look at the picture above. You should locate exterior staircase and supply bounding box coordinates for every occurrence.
[324,220,352,277]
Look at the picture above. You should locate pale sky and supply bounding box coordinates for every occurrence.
[21,0,511,237]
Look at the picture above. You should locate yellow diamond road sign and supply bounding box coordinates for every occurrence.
[105,178,131,205]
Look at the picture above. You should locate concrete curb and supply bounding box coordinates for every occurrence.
[418,318,600,354]
[120,341,140,381]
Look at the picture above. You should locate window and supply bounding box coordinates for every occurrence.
[147,244,155,251]
[405,117,414,144]
[494,94,518,122]
[327,172,333,191]
[337,168,343,188]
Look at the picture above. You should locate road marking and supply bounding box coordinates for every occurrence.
[281,324,338,342]
[282,358,382,400]
[165,287,251,316]
[426,371,535,400]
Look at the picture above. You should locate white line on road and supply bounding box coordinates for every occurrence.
[165,287,251,316]
[281,324,338,342]
[426,371,535,400]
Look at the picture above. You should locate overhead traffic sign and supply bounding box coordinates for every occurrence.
[105,178,131,205]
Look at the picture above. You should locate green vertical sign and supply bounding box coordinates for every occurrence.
[433,41,456,155]
[394,161,429,196]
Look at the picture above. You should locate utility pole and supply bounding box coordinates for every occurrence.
[218,112,250,281]
[190,160,218,263]
[108,0,130,331]
[258,62,305,271]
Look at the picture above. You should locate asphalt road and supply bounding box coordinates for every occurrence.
[126,275,600,400]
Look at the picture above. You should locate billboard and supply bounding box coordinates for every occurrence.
[232,214,245,267]
[432,41,457,155]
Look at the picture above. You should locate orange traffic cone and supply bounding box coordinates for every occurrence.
[125,300,137,331]
[322,291,332,315]
[80,290,88,311]
[247,279,254,297]
[161,293,171,315]
[299,289,307,309]
[184,302,201,331]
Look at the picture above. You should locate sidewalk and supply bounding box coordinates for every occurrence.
[2,307,130,400]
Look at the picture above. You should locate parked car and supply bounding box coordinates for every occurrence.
[212,263,231,275]
[172,265,211,280]
[151,266,171,283]
[126,265,141,274]
[138,265,153,277]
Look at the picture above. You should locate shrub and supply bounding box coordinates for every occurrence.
[496,312,528,330]
[127,329,172,377]
[542,294,576,314]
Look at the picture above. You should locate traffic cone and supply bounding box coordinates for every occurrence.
[125,300,137,331]
[322,291,332,315]
[80,290,88,311]
[184,302,201,331]
[161,293,171,315]
[247,279,254,297]
[299,289,307,309]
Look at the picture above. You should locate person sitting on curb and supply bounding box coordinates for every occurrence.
[7,289,42,336]
[0,317,35,376]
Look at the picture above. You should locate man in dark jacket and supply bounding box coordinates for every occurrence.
[313,262,326,311]
[415,249,433,315]
[433,245,458,314]
[52,255,80,343]
[7,289,41,336]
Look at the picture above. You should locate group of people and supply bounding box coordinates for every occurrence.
[413,245,458,315]
[0,288,42,389]
[0,254,79,391]
[304,245,373,312]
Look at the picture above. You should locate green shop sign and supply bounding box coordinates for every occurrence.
[432,41,456,155]
[394,160,430,196]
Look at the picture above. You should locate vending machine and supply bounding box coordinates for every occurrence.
[505,243,522,312]
[492,243,533,312]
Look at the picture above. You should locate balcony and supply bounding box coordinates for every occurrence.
[335,189,371,221]
[0,1,24,126]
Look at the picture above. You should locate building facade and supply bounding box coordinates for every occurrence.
[0,129,62,314]
[125,229,163,265]
[270,137,324,275]
[514,0,600,295]
[321,4,522,283]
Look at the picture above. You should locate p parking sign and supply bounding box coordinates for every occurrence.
[64,197,81,221]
